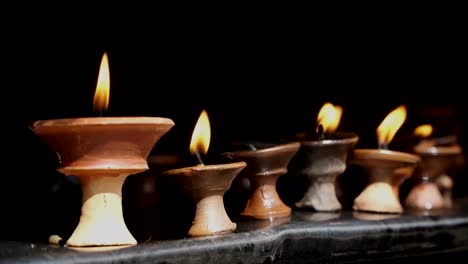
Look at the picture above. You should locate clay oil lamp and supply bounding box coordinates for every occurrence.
[32,52,175,247]
[350,105,420,214]
[162,110,246,237]
[405,125,463,210]
[289,103,359,211]
[221,141,300,220]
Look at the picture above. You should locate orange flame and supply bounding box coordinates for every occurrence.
[413,124,433,138]
[190,110,211,155]
[377,105,407,146]
[317,102,342,133]
[93,52,110,113]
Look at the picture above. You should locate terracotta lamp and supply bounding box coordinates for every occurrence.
[221,141,300,220]
[32,52,175,247]
[405,132,462,210]
[289,103,359,211]
[162,110,246,237]
[350,105,420,214]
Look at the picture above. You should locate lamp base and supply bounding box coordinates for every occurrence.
[66,174,137,247]
[189,195,236,237]
[353,182,403,214]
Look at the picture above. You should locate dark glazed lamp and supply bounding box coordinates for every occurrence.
[32,52,175,247]
[293,133,359,211]
[289,103,359,211]
[221,141,300,220]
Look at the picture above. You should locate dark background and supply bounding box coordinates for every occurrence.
[2,15,468,243]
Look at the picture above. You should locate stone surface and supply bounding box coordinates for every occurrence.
[2,198,468,263]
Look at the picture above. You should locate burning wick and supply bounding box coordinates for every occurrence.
[316,103,342,141]
[378,142,389,150]
[316,124,325,140]
[377,105,407,150]
[190,109,211,166]
[193,150,204,166]
[93,52,110,117]
[414,124,432,139]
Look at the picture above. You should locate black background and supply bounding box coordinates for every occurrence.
[2,11,468,243]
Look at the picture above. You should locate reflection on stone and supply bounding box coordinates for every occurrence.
[67,245,134,252]
[237,216,291,232]
[295,211,341,222]
[352,211,400,221]
[406,207,448,217]
[251,216,291,230]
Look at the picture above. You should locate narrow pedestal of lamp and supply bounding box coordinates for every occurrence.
[353,168,405,213]
[242,171,291,219]
[67,174,136,247]
[190,195,236,237]
[296,173,343,211]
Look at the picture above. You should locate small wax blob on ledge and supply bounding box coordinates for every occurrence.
[48,235,65,247]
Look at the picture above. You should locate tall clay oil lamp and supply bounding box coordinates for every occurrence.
[32,52,175,247]
[162,110,246,237]
[350,105,420,214]
[289,103,359,211]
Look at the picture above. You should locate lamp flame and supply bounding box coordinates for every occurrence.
[377,105,407,147]
[414,124,433,138]
[317,102,342,134]
[93,52,110,113]
[190,110,211,157]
